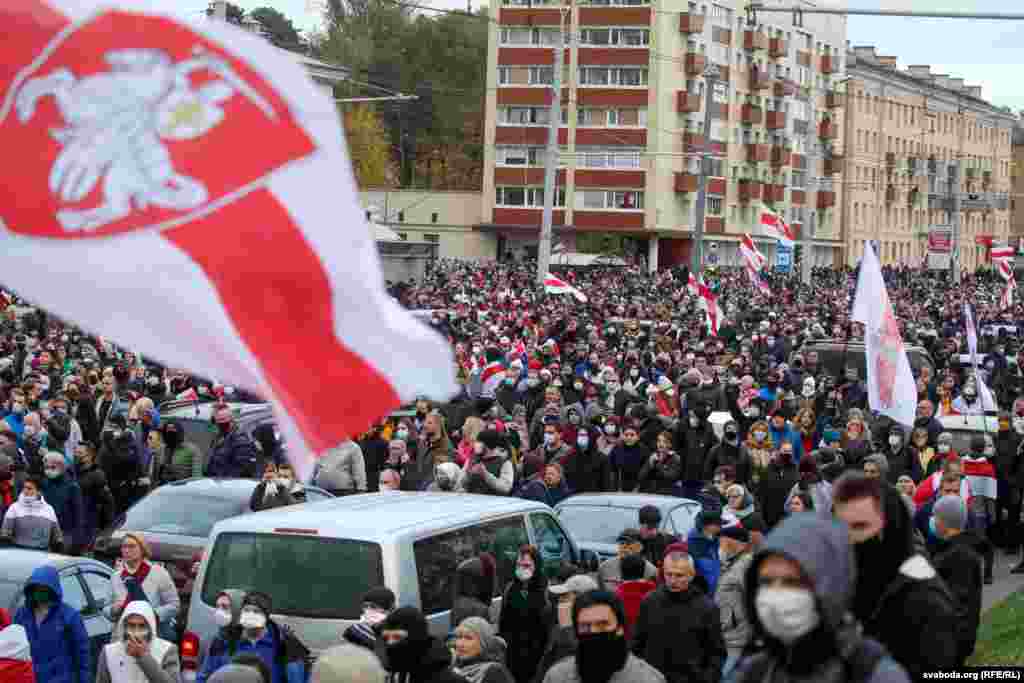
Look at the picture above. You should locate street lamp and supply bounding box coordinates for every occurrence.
[691,64,722,276]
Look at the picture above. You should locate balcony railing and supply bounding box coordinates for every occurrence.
[677,91,701,113]
[679,13,705,34]
[817,190,836,209]
[675,172,698,193]
[823,156,843,175]
[739,179,763,203]
[768,37,787,58]
[770,146,791,167]
[818,119,836,140]
[685,52,707,76]
[740,104,763,125]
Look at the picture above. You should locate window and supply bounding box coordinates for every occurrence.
[120,488,246,537]
[529,66,554,84]
[202,533,384,619]
[707,197,723,215]
[398,211,404,222]
[431,212,438,224]
[59,573,89,613]
[579,28,650,46]
[498,106,551,125]
[500,27,559,45]
[575,190,644,210]
[81,571,112,610]
[668,504,701,537]
[413,516,530,615]
[530,513,575,578]
[791,170,806,188]
[496,186,564,207]
[576,147,643,168]
[396,233,407,240]
[578,67,648,86]
[711,3,732,23]
[423,234,440,243]
[497,146,542,166]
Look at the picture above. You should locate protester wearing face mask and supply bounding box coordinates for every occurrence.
[833,472,958,678]
[0,476,63,550]
[157,419,203,483]
[380,607,464,683]
[596,417,620,458]
[97,600,180,683]
[715,524,754,677]
[950,380,985,416]
[250,461,296,512]
[706,420,751,486]
[341,587,395,656]
[205,407,261,479]
[38,451,83,554]
[497,546,551,683]
[564,419,609,494]
[206,590,246,663]
[13,564,90,683]
[109,532,180,641]
[729,514,911,683]
[634,431,681,496]
[198,592,309,683]
[743,420,774,489]
[4,392,28,444]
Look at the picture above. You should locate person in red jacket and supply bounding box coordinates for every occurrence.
[0,607,34,683]
[615,553,656,641]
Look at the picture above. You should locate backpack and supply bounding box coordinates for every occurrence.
[735,637,886,683]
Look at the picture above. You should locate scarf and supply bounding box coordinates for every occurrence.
[11,493,58,523]
[121,561,152,606]
[454,659,497,683]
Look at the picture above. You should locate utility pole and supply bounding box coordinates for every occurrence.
[951,160,962,284]
[691,64,721,276]
[537,10,568,285]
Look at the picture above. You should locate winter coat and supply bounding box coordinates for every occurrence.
[597,556,658,592]
[674,421,718,483]
[705,439,752,486]
[196,619,307,683]
[109,561,180,631]
[609,442,651,491]
[0,609,35,683]
[76,464,114,547]
[13,565,90,683]
[768,423,802,463]
[387,636,466,683]
[932,534,983,663]
[715,550,753,654]
[158,442,204,483]
[730,515,910,683]
[39,475,83,549]
[756,463,799,530]
[205,429,260,479]
[95,601,179,683]
[498,578,552,683]
[615,579,656,642]
[563,447,611,494]
[517,477,570,507]
[1,493,63,551]
[249,480,295,512]
[687,523,722,596]
[314,441,368,494]
[541,653,666,683]
[784,480,833,520]
[533,625,576,683]
[630,585,726,683]
[460,455,515,496]
[636,452,682,494]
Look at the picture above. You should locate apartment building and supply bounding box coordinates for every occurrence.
[1013,124,1024,243]
[841,47,1016,269]
[480,0,847,271]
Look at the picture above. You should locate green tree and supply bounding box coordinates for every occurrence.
[206,1,247,24]
[343,105,394,188]
[250,7,303,50]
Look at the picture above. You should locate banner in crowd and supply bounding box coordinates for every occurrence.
[544,273,588,302]
[760,206,795,247]
[0,1,457,479]
[927,225,953,270]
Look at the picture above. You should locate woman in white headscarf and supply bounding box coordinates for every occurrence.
[96,600,179,683]
[453,617,514,683]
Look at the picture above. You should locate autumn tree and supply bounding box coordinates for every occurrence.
[343,105,395,188]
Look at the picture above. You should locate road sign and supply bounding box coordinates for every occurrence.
[776,245,792,273]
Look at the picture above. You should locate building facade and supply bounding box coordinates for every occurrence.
[480,0,848,271]
[841,47,1016,269]
[360,189,493,260]
[1012,125,1024,243]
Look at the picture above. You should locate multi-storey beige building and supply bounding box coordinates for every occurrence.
[479,0,848,270]
[841,47,1016,269]
[1012,125,1024,243]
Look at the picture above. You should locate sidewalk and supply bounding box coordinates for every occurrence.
[983,548,1024,612]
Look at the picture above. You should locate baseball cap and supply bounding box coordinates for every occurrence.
[549,574,599,595]
[616,528,643,544]
[638,505,661,527]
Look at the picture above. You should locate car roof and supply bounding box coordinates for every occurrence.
[210,492,551,541]
[938,415,1000,433]
[554,493,698,512]
[161,401,271,422]
[801,339,930,354]
[155,477,331,499]
[0,548,107,581]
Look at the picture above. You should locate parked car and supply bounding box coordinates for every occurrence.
[793,339,935,380]
[938,415,1001,454]
[93,478,334,605]
[555,493,726,563]
[0,548,115,680]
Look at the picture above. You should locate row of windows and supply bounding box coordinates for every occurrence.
[578,66,648,86]
[496,186,644,210]
[850,131,1009,179]
[578,27,650,46]
[850,91,1012,149]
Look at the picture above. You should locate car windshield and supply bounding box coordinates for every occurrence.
[557,505,639,544]
[119,490,246,537]
[947,430,993,455]
[201,533,383,619]
[0,579,23,611]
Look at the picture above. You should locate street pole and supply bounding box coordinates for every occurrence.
[951,159,962,284]
[537,11,567,285]
[691,64,721,276]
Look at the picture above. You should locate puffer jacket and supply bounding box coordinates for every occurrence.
[315,441,368,494]
[636,452,682,494]
[730,515,911,683]
[205,429,260,479]
[14,566,90,683]
[715,550,753,654]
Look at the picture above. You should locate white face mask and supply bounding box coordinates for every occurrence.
[604,424,617,436]
[689,415,700,427]
[543,433,556,446]
[239,611,267,630]
[937,443,951,454]
[396,429,409,440]
[362,608,388,626]
[577,436,590,449]
[755,587,820,644]
[1014,418,1024,435]
[889,436,901,448]
[515,566,534,582]
[213,608,232,628]
[45,467,61,479]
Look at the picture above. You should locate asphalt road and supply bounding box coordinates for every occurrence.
[983,547,1024,612]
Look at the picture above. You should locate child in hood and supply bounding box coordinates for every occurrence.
[0,608,33,683]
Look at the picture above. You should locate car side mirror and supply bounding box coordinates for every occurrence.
[579,549,600,572]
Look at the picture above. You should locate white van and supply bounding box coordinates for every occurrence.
[182,493,592,678]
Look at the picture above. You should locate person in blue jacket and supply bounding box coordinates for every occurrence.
[198,591,308,683]
[13,564,90,683]
[686,508,723,595]
[767,407,803,464]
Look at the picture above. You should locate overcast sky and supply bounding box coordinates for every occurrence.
[158,0,1024,114]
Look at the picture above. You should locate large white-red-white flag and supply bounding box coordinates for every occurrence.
[760,206,795,247]
[544,273,588,302]
[994,255,1016,309]
[0,1,456,479]
[740,234,771,296]
[687,273,724,335]
[852,240,916,428]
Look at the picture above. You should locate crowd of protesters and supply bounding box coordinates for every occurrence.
[1,255,1023,682]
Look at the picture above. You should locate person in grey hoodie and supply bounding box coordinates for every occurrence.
[727,515,911,683]
[96,600,180,683]
[314,440,367,496]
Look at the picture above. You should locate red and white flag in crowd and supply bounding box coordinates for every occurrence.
[993,254,1016,309]
[740,234,771,296]
[479,360,506,399]
[963,304,998,412]
[962,455,998,500]
[544,273,588,302]
[687,274,724,336]
[176,387,199,402]
[0,1,456,479]
[852,240,917,428]
[760,206,795,247]
[991,245,1015,261]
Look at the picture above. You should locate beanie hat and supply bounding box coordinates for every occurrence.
[719,525,750,543]
[382,607,429,643]
[362,587,396,611]
[662,541,689,562]
[477,429,505,452]
[241,591,273,617]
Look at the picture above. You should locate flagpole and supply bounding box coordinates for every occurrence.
[691,64,721,276]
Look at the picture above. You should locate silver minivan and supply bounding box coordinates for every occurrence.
[182,492,591,677]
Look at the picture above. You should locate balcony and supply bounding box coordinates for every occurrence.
[965,167,977,179]
[818,119,836,140]
[823,155,843,175]
[739,179,763,203]
[740,103,763,125]
[771,145,791,167]
[773,79,797,98]
[749,67,772,91]
[746,143,769,163]
[679,13,705,34]
[817,190,836,210]
[675,172,699,194]
[826,90,843,108]
[763,183,786,203]
[708,177,727,195]
[743,30,768,51]
[685,52,707,76]
[705,216,725,234]
[677,91,701,113]
[983,170,992,189]
[820,54,837,74]
[908,187,920,207]
[769,37,787,58]
[766,111,786,130]
[886,184,897,203]
[683,131,706,151]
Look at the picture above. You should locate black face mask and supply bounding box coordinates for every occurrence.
[164,429,183,450]
[575,631,628,683]
[384,638,423,673]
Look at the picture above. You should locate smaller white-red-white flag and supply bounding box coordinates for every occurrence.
[479,360,507,399]
[991,245,1015,262]
[760,206,795,247]
[176,387,199,402]
[544,273,588,302]
[1001,279,1015,310]
[996,258,1014,282]
[740,234,767,270]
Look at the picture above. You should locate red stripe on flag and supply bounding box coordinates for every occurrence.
[164,189,400,451]
[0,2,70,102]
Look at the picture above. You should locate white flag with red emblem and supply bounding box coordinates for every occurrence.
[0,1,456,479]
[852,241,916,428]
[740,234,771,296]
[687,274,724,336]
[760,206,795,247]
[544,273,587,302]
